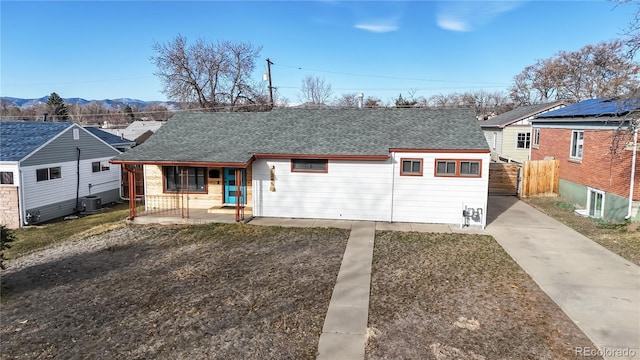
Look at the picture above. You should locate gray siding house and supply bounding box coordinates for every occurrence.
[0,121,122,228]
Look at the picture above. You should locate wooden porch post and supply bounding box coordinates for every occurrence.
[235,168,245,222]
[126,165,136,220]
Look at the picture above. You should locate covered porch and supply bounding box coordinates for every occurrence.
[116,161,252,223]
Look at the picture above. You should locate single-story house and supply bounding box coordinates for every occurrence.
[102,120,165,145]
[530,97,640,222]
[0,121,123,228]
[112,108,491,227]
[480,101,567,163]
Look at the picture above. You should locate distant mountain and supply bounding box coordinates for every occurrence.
[0,96,179,110]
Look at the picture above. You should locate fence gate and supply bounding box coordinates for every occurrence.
[521,159,559,197]
[488,163,520,195]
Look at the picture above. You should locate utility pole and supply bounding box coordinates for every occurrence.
[266,58,274,109]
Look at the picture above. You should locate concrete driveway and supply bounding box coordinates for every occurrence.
[486,196,640,360]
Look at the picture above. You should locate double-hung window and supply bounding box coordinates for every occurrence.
[163,166,207,193]
[570,130,584,160]
[532,128,540,147]
[92,161,110,172]
[516,132,531,149]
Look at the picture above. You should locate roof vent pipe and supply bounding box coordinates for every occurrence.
[43,113,48,122]
[358,93,364,109]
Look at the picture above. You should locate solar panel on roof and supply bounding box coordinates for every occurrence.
[537,98,640,118]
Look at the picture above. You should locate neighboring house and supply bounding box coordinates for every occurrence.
[0,121,122,228]
[102,120,165,145]
[480,101,567,163]
[84,126,135,152]
[112,108,491,227]
[530,97,640,222]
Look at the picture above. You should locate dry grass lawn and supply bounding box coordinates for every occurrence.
[1,224,349,359]
[524,196,640,266]
[366,231,602,360]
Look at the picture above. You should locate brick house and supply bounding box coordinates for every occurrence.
[530,98,640,222]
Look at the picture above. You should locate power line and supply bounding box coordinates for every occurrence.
[272,62,511,86]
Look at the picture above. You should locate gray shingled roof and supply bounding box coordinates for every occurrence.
[480,101,566,128]
[113,108,488,164]
[0,121,73,161]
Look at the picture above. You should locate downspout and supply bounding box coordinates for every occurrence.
[74,147,81,212]
[389,154,395,222]
[18,168,26,226]
[626,127,638,220]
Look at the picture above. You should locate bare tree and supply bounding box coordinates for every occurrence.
[151,35,263,111]
[364,96,383,108]
[510,40,639,104]
[334,93,359,107]
[298,75,333,105]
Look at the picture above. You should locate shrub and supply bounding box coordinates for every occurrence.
[1,225,16,269]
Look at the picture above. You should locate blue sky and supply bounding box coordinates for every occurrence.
[1,0,637,104]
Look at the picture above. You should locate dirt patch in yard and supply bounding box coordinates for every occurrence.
[1,224,349,359]
[524,196,640,266]
[366,232,601,360]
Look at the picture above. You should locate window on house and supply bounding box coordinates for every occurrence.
[533,128,540,147]
[570,130,584,159]
[92,161,110,172]
[400,159,423,176]
[291,159,328,173]
[436,160,457,176]
[516,132,531,149]
[436,159,482,178]
[163,166,207,193]
[460,161,481,176]
[36,167,61,182]
[588,188,604,218]
[0,171,14,184]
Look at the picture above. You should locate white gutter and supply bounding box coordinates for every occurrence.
[626,127,638,220]
[18,168,26,227]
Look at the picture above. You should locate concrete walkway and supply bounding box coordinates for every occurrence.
[316,221,375,360]
[486,196,640,360]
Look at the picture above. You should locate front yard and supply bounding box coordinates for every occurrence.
[1,224,349,359]
[366,231,601,360]
[524,196,640,266]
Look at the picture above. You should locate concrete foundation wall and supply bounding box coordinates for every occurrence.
[559,178,637,222]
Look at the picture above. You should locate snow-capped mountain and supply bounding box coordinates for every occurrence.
[0,96,178,110]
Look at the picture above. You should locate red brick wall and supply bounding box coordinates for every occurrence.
[531,128,640,200]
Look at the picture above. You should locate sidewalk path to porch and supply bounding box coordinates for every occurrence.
[486,196,640,360]
[247,217,486,360]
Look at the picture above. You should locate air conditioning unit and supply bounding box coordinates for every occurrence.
[82,196,102,212]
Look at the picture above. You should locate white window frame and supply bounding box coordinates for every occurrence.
[532,128,540,147]
[516,132,531,149]
[570,130,584,160]
[587,187,605,218]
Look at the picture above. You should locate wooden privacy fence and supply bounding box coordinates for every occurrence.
[521,159,559,197]
[489,163,520,195]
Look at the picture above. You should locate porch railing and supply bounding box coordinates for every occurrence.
[135,194,190,218]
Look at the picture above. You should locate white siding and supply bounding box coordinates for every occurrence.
[483,129,503,153]
[252,159,392,221]
[391,152,489,226]
[0,162,20,187]
[20,157,121,211]
[251,152,490,226]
